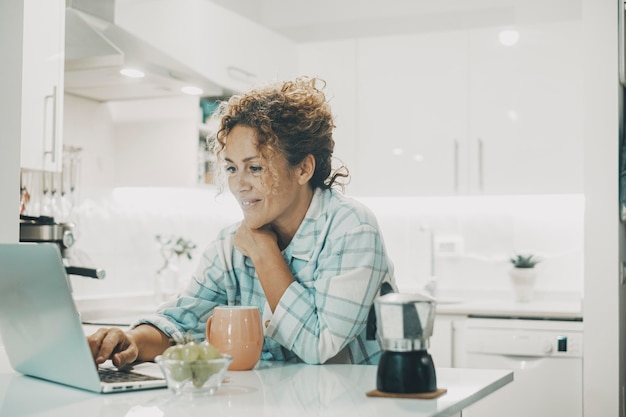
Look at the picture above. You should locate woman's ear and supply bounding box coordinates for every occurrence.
[297,154,315,185]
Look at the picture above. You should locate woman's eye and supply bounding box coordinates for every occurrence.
[224,165,236,174]
[250,165,264,175]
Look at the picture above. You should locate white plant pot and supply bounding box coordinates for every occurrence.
[508,267,537,302]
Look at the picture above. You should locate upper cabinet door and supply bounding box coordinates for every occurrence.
[467,21,583,195]
[20,0,65,172]
[115,0,297,94]
[355,32,469,196]
[350,21,582,197]
[298,40,359,190]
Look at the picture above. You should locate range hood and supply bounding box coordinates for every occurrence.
[65,0,227,101]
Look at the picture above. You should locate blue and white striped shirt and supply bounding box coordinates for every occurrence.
[138,188,396,364]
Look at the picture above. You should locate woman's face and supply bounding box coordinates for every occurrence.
[223,125,312,232]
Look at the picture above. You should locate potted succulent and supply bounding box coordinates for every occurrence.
[508,254,541,302]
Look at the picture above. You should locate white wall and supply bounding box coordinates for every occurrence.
[582,0,620,415]
[62,94,211,296]
[0,0,23,243]
[64,186,584,301]
[63,94,200,190]
[361,194,584,296]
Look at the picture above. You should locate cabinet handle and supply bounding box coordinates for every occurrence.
[478,137,484,191]
[43,86,58,164]
[454,139,459,192]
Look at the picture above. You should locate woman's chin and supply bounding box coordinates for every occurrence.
[242,217,266,230]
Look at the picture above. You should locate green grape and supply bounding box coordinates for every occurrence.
[161,340,224,387]
[162,344,184,360]
[198,341,221,360]
[169,362,192,382]
[180,341,200,361]
[191,362,210,387]
[191,361,222,388]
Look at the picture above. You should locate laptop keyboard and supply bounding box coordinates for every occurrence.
[98,367,163,383]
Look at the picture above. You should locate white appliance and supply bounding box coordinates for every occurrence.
[456,317,583,417]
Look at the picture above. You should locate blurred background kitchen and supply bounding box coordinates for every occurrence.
[0,0,619,416]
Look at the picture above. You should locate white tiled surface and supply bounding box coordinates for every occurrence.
[68,188,584,307]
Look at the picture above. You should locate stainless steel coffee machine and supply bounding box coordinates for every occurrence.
[374,292,437,394]
[19,215,105,279]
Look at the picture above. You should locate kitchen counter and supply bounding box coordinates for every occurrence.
[0,346,512,417]
[414,289,583,320]
[435,297,582,320]
[74,289,583,328]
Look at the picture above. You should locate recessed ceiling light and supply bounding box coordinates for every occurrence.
[119,68,145,78]
[181,86,204,96]
[499,29,520,47]
[392,148,404,156]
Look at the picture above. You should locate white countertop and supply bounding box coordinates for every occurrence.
[435,297,582,320]
[74,289,583,328]
[399,289,583,320]
[0,346,512,417]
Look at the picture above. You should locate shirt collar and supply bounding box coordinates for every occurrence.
[282,188,327,262]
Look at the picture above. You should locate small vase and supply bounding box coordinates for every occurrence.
[155,258,180,304]
[508,267,537,302]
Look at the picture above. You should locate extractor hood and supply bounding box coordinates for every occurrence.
[65,0,227,101]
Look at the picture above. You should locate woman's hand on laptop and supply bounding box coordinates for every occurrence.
[87,324,173,367]
[88,327,139,367]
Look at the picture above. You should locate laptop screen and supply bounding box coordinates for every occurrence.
[0,243,111,392]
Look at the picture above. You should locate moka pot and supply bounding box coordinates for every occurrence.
[374,292,438,394]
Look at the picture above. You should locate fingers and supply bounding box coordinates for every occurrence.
[234,223,277,254]
[87,327,138,367]
[111,347,138,368]
[87,328,110,364]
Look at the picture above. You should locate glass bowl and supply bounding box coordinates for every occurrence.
[155,353,232,396]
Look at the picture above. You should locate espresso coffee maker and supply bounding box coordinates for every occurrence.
[374,292,437,394]
[19,215,105,279]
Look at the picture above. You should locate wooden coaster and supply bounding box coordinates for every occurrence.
[366,388,447,399]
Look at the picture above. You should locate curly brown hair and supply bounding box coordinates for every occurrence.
[211,76,349,192]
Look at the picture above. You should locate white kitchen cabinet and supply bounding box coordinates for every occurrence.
[19,0,65,172]
[346,20,582,196]
[467,21,583,194]
[430,314,465,368]
[297,40,360,189]
[115,0,297,95]
[298,34,469,196]
[356,32,469,196]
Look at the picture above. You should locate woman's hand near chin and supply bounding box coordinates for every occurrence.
[233,222,294,311]
[233,222,278,261]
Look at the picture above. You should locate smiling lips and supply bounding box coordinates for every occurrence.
[240,199,261,208]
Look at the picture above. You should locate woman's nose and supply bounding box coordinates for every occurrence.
[231,171,251,191]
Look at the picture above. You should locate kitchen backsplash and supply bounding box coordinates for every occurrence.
[68,187,584,302]
[62,94,584,302]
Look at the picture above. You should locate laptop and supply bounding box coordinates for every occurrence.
[0,243,167,393]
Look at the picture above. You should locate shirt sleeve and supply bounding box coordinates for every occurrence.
[132,235,233,343]
[266,222,388,364]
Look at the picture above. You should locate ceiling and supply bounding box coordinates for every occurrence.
[209,0,581,42]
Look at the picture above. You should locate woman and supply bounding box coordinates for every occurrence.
[88,77,396,366]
